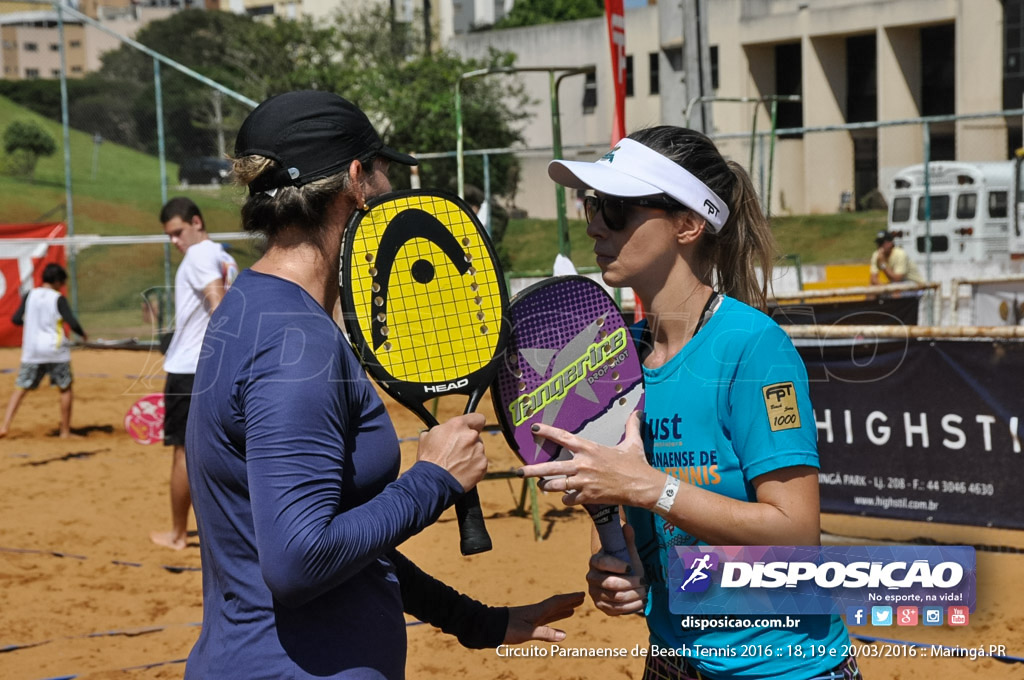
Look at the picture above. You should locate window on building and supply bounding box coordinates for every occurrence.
[665,47,683,72]
[775,42,802,137]
[921,24,955,116]
[582,72,597,114]
[1006,0,1024,109]
[625,55,634,97]
[69,40,81,48]
[50,43,60,52]
[649,52,659,95]
[846,34,876,122]
[956,193,977,219]
[26,68,39,78]
[71,65,83,73]
[24,42,38,52]
[710,45,719,90]
[929,132,955,161]
[247,5,274,16]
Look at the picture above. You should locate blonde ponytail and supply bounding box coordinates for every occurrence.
[705,161,775,310]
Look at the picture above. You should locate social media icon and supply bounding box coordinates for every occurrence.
[948,606,969,626]
[871,606,893,626]
[897,607,918,626]
[923,607,943,626]
[846,607,867,626]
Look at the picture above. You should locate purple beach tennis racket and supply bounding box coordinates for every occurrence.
[492,275,644,562]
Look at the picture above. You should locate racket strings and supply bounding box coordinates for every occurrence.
[351,196,504,384]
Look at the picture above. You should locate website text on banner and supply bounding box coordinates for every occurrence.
[796,338,1024,529]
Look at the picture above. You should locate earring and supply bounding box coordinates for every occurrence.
[361,202,369,211]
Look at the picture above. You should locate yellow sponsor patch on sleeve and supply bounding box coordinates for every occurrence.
[762,381,801,432]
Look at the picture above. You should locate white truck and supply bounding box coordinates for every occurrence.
[887,158,1024,264]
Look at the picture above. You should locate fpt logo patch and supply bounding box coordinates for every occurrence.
[679,552,719,593]
[762,381,801,432]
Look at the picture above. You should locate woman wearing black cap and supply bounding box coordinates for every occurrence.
[519,127,863,680]
[183,91,582,679]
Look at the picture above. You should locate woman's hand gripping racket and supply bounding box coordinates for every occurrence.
[491,276,644,562]
[341,190,509,556]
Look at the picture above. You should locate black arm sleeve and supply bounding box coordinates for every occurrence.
[11,295,26,326]
[56,296,86,337]
[389,550,509,649]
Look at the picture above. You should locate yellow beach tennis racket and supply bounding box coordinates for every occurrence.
[341,190,509,555]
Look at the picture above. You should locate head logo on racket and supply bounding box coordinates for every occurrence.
[341,190,509,555]
[344,192,505,393]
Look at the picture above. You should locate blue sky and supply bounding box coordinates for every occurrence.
[624,0,649,7]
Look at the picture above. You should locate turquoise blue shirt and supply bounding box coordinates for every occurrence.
[625,296,850,679]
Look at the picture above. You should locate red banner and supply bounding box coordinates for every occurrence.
[0,223,67,347]
[605,0,626,144]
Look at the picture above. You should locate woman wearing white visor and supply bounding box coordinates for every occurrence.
[518,127,861,680]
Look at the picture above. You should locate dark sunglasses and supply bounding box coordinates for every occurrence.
[583,194,683,231]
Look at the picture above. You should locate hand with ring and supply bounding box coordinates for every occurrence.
[517,412,657,507]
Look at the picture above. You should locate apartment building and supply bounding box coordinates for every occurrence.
[451,0,1007,217]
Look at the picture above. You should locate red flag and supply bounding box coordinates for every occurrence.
[0,223,67,347]
[605,0,626,144]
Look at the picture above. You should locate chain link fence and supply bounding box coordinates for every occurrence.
[0,1,260,341]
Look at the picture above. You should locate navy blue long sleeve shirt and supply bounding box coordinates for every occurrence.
[185,270,505,679]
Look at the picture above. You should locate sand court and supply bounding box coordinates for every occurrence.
[1,348,1022,679]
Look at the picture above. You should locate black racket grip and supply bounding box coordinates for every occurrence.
[454,488,492,555]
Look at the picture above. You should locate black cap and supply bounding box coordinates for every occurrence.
[874,230,894,245]
[235,90,417,194]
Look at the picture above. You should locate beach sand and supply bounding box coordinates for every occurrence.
[1,348,1021,680]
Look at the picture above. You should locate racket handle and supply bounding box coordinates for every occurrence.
[455,488,493,555]
[588,504,631,563]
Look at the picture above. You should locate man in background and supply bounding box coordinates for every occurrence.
[151,197,236,550]
[870,230,923,285]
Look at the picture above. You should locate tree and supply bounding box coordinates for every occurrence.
[494,0,604,29]
[323,6,533,198]
[2,120,57,178]
[3,6,530,204]
[97,9,292,161]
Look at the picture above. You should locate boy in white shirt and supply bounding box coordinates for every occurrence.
[1,263,87,439]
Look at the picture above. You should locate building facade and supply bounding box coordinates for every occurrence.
[452,0,1008,218]
[0,3,177,80]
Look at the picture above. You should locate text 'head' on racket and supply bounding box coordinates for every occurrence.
[492,275,644,563]
[340,189,509,556]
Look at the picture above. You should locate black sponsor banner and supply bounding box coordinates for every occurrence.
[796,338,1024,529]
[770,294,920,326]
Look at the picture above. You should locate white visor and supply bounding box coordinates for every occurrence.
[548,138,730,232]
